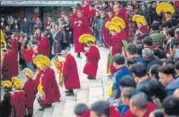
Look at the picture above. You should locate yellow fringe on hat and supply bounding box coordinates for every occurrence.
[111,16,126,29]
[23,68,34,78]
[132,15,147,26]
[79,34,96,43]
[1,80,12,88]
[105,21,121,33]
[33,55,51,67]
[156,2,175,15]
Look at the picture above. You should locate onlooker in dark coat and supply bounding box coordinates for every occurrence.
[20,17,30,35]
[142,48,163,71]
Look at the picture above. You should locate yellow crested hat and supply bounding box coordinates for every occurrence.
[105,21,121,33]
[111,16,126,29]
[33,55,51,67]
[14,80,22,89]
[1,80,12,88]
[23,68,34,78]
[79,34,96,43]
[156,2,175,15]
[12,76,21,84]
[132,15,147,26]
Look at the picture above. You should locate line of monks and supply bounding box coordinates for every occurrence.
[0,32,101,117]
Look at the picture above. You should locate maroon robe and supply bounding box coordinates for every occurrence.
[111,29,127,56]
[23,79,36,109]
[81,1,91,18]
[83,46,100,78]
[139,26,149,34]
[38,67,60,106]
[11,91,27,117]
[109,106,121,117]
[124,102,156,117]
[73,16,89,53]
[110,29,127,74]
[102,17,112,46]
[34,71,43,89]
[37,37,50,57]
[36,33,41,42]
[2,39,18,80]
[114,7,128,25]
[78,110,90,117]
[63,54,80,89]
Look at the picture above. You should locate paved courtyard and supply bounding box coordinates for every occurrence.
[1,47,111,117]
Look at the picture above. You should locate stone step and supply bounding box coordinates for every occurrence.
[52,101,65,117]
[89,87,103,97]
[33,110,44,117]
[89,80,102,88]
[62,98,76,117]
[42,107,54,117]
[76,89,89,101]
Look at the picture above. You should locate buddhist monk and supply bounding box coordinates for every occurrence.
[106,22,127,76]
[102,10,113,47]
[61,49,81,96]
[37,31,50,57]
[133,15,149,40]
[23,68,36,117]
[11,77,27,117]
[2,37,18,81]
[33,55,60,109]
[72,10,89,58]
[82,35,100,79]
[113,4,128,25]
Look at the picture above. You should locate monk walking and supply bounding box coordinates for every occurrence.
[80,34,100,79]
[61,49,81,96]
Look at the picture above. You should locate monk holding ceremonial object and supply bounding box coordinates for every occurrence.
[33,55,60,110]
[105,17,127,78]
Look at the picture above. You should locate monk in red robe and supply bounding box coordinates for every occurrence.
[2,38,18,81]
[113,4,128,26]
[72,10,89,58]
[83,41,100,79]
[102,11,113,47]
[110,29,128,74]
[81,0,91,18]
[23,68,36,117]
[61,50,80,96]
[33,55,60,109]
[11,77,27,117]
[37,32,50,57]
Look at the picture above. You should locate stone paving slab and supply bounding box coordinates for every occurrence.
[42,107,54,117]
[89,96,104,105]
[89,87,103,98]
[76,89,89,101]
[52,102,65,117]
[89,80,102,88]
